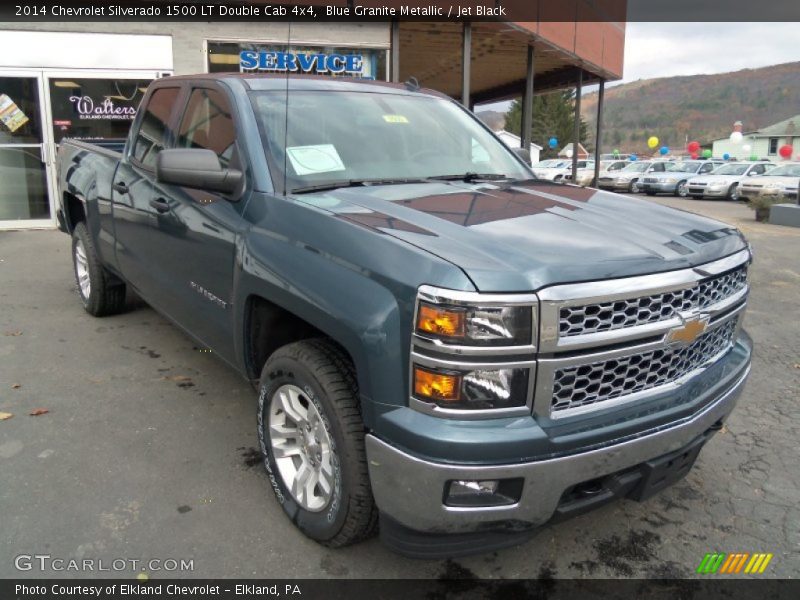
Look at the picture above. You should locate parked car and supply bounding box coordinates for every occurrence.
[686,161,775,201]
[531,159,569,180]
[596,160,668,193]
[56,74,753,557]
[738,162,800,201]
[641,160,724,197]
[565,159,627,187]
[533,159,593,183]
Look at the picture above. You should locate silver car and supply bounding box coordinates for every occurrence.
[640,160,722,197]
[686,162,775,201]
[597,160,668,193]
[566,159,627,186]
[531,159,570,181]
[738,162,800,201]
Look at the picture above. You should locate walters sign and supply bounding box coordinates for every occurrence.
[69,96,137,120]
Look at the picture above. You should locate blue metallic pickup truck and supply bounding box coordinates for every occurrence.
[56,74,752,558]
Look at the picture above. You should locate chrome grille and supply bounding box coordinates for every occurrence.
[559,266,747,337]
[551,319,737,413]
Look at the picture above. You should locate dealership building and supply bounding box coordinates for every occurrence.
[0,7,625,229]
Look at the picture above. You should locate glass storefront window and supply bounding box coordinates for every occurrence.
[207,41,388,81]
[48,78,153,143]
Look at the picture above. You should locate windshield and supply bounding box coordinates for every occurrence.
[712,163,749,176]
[621,162,649,173]
[765,164,800,177]
[534,159,560,168]
[250,91,531,192]
[665,161,702,173]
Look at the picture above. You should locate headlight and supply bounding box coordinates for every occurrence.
[412,362,530,410]
[415,291,534,347]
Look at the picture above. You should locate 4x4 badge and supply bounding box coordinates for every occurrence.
[667,314,710,346]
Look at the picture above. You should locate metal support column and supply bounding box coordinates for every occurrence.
[461,21,472,108]
[390,20,400,83]
[572,69,583,183]
[593,79,605,187]
[521,45,535,151]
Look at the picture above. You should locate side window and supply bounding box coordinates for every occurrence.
[700,163,713,173]
[751,164,764,175]
[131,87,180,169]
[176,88,236,167]
[652,163,665,172]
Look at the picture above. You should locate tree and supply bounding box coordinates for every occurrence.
[505,90,589,158]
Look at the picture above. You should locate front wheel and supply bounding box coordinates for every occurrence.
[629,180,641,194]
[257,339,377,547]
[71,222,126,316]
[676,181,689,197]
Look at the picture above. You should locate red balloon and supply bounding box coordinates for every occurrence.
[779,144,793,159]
[687,141,701,153]
[690,152,699,159]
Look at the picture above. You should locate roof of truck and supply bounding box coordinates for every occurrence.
[156,73,450,99]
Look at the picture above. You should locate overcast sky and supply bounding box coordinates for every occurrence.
[480,22,800,111]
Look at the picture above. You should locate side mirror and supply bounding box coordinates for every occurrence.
[513,147,532,166]
[156,149,243,195]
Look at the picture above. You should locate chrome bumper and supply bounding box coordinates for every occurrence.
[366,363,749,533]
[641,181,678,193]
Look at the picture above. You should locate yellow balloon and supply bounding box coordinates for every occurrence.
[647,136,659,149]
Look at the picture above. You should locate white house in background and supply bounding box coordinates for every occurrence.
[711,114,800,160]
[494,130,542,164]
[558,142,589,160]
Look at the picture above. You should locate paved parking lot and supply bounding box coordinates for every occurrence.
[1,196,798,579]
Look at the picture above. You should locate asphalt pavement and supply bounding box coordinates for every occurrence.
[1,196,798,579]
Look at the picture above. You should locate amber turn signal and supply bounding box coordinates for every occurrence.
[416,303,466,338]
[413,366,461,403]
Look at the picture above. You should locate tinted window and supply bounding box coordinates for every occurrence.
[176,88,236,167]
[131,87,180,169]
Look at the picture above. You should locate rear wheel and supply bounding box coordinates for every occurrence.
[728,183,740,201]
[676,181,689,197]
[629,180,641,194]
[257,339,377,547]
[71,222,126,316]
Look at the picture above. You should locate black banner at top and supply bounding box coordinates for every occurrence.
[1,0,800,22]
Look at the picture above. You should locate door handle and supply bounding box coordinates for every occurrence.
[112,181,129,195]
[149,197,170,214]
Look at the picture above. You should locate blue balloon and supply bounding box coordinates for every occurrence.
[548,137,558,149]
[630,154,638,161]
[659,146,669,155]
[723,153,730,160]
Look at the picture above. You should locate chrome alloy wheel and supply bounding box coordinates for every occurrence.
[677,181,688,197]
[74,239,91,300]
[269,384,335,512]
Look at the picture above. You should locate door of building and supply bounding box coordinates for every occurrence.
[0,69,163,229]
[0,71,53,228]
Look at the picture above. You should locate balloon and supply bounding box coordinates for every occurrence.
[723,153,730,160]
[687,141,700,153]
[629,154,638,161]
[659,146,669,155]
[548,137,558,149]
[729,131,743,144]
[565,148,574,158]
[690,152,699,159]
[702,149,712,158]
[647,136,659,149]
[749,154,759,161]
[779,144,793,159]
[742,144,752,153]
[612,148,620,157]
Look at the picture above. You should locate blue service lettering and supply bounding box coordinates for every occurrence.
[239,51,364,74]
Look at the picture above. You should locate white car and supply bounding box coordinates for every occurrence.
[738,162,800,201]
[566,159,627,187]
[532,159,593,182]
[686,161,775,201]
[596,160,669,193]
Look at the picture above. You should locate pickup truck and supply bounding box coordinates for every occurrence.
[57,74,753,558]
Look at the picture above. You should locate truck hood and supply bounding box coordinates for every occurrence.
[295,180,747,292]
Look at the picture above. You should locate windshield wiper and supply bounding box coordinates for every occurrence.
[290,177,430,194]
[427,172,516,183]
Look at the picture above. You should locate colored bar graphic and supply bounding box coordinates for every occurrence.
[698,552,773,574]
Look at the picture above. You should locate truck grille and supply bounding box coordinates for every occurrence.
[559,265,747,337]
[551,319,737,413]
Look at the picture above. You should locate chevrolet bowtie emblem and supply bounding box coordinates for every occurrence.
[667,315,710,346]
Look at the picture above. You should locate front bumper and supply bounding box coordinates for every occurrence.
[689,185,728,198]
[366,348,750,536]
[597,180,632,191]
[641,180,679,193]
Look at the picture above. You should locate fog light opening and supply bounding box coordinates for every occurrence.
[444,478,523,507]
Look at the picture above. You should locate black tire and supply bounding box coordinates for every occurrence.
[727,183,740,201]
[676,180,689,198]
[629,179,641,194]
[645,191,657,196]
[71,222,126,317]
[257,338,377,547]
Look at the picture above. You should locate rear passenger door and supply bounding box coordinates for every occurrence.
[146,84,246,360]
[113,85,183,301]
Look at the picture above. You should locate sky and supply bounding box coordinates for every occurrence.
[479,22,800,111]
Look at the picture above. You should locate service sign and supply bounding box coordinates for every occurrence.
[240,51,365,75]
